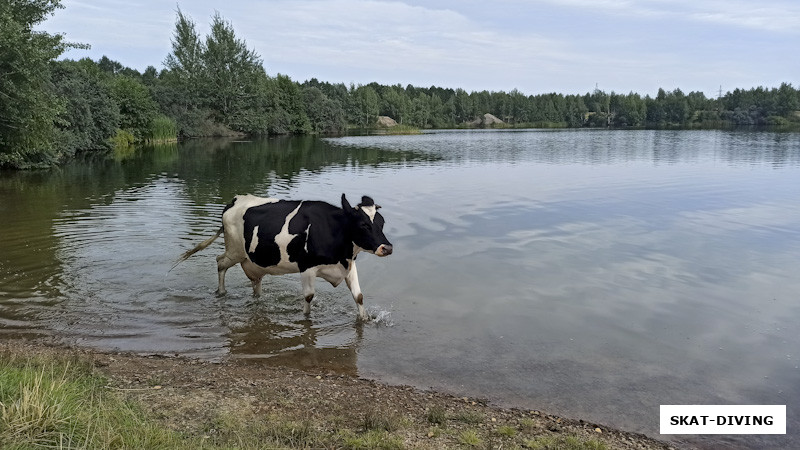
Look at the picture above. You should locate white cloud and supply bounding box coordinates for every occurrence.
[533,0,800,33]
[49,0,172,49]
[171,0,600,92]
[39,0,799,95]
[239,1,573,74]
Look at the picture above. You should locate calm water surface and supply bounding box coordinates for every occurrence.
[1,130,799,448]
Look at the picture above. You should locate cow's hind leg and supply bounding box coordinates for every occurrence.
[216,253,238,296]
[240,260,265,297]
[251,277,264,297]
[301,270,316,315]
[346,262,368,321]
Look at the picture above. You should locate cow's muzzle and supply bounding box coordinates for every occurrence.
[377,244,393,257]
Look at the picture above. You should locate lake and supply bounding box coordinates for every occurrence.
[1,129,799,448]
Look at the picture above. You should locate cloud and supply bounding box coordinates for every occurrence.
[40,0,799,95]
[49,0,172,49]
[533,0,800,34]
[236,0,576,80]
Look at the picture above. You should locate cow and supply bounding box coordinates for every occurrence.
[172,193,393,321]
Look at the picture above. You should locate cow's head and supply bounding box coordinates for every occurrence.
[342,194,393,257]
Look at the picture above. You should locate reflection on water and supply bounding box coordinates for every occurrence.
[332,129,800,167]
[229,313,362,376]
[0,136,415,364]
[1,130,800,448]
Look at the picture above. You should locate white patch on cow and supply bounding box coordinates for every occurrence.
[316,263,348,287]
[248,225,260,253]
[233,194,279,211]
[359,205,377,222]
[274,202,303,267]
[303,224,311,253]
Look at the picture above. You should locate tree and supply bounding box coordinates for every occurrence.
[203,12,263,128]
[303,86,346,134]
[161,8,213,136]
[381,86,409,124]
[409,93,430,127]
[427,93,445,128]
[0,0,85,168]
[106,75,158,139]
[565,95,588,127]
[646,91,666,126]
[775,83,798,117]
[610,92,646,127]
[51,59,120,156]
[453,88,473,123]
[263,75,310,134]
[162,10,268,135]
[350,85,379,127]
[163,8,205,82]
[663,88,689,125]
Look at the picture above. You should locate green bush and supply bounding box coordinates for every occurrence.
[109,128,135,149]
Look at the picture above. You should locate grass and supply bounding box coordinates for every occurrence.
[362,408,405,432]
[497,424,517,437]
[453,410,484,424]
[383,124,421,135]
[0,352,188,449]
[519,417,540,432]
[458,429,483,447]
[426,405,447,425]
[523,435,609,450]
[371,124,422,135]
[341,429,404,449]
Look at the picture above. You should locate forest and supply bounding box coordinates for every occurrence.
[2,0,799,169]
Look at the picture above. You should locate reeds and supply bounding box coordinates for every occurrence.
[146,114,178,144]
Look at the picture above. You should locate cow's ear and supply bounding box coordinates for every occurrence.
[341,193,353,212]
[360,196,374,207]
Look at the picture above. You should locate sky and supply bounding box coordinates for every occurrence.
[42,0,800,97]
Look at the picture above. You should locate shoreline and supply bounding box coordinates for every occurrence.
[0,339,677,449]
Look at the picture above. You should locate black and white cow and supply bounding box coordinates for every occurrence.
[173,194,392,320]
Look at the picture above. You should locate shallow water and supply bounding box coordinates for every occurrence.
[1,130,799,448]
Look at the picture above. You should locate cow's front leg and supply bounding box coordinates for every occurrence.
[346,262,368,321]
[301,270,316,315]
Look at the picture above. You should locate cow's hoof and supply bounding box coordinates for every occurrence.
[215,289,227,296]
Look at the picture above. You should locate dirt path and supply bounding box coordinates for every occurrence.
[3,341,678,449]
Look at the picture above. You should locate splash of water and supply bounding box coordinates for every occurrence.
[366,306,394,326]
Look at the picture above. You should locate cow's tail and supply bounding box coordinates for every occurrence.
[169,227,223,273]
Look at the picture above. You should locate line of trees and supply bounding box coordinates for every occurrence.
[2,1,799,169]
